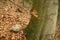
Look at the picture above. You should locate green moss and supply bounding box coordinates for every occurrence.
[24,0,48,40]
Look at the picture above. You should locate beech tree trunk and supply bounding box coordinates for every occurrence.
[40,0,58,40]
[25,0,58,40]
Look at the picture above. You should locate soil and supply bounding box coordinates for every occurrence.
[0,0,32,40]
[0,0,39,40]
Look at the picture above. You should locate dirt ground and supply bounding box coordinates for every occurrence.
[0,0,32,40]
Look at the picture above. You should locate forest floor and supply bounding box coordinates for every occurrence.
[55,19,60,40]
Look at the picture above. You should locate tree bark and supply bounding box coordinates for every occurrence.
[39,0,58,40]
[25,0,58,40]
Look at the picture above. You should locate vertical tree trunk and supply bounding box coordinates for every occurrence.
[25,0,58,40]
[39,0,58,40]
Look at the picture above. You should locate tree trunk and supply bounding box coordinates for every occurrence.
[40,0,58,40]
[25,0,58,40]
